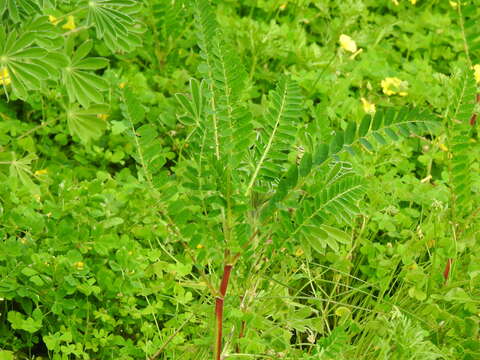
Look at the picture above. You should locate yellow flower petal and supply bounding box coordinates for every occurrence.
[119,82,127,89]
[48,15,60,25]
[295,247,304,257]
[339,34,357,53]
[410,0,417,4]
[449,1,458,8]
[62,15,76,31]
[97,113,110,121]
[381,77,408,96]
[73,261,85,270]
[361,98,376,114]
[474,64,480,84]
[34,169,48,176]
[439,143,449,152]
[196,244,204,249]
[0,67,11,86]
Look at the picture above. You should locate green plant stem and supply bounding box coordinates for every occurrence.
[149,313,194,360]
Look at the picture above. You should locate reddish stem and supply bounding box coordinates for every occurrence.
[236,320,246,353]
[443,258,453,284]
[215,297,224,360]
[470,93,480,126]
[215,264,233,360]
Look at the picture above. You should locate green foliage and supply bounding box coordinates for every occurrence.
[446,70,477,219]
[0,0,479,359]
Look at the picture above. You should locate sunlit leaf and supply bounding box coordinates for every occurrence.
[66,104,109,142]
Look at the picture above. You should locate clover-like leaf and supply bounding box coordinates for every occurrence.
[66,104,109,142]
[63,40,109,108]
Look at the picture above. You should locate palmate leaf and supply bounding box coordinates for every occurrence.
[0,152,38,193]
[0,0,41,23]
[63,40,109,108]
[0,20,68,99]
[176,78,205,127]
[87,0,143,52]
[66,104,109,142]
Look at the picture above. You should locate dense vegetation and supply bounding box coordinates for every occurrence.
[0,0,479,359]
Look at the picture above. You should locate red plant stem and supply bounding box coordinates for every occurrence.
[215,264,233,360]
[470,93,480,126]
[443,258,453,284]
[215,297,224,360]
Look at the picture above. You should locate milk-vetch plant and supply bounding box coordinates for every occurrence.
[122,0,442,357]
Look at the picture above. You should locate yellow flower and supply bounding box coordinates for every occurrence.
[410,0,417,4]
[339,34,357,53]
[34,169,48,176]
[62,15,76,31]
[0,67,11,86]
[279,3,287,11]
[294,247,304,256]
[449,1,458,8]
[119,82,127,89]
[97,113,109,121]
[361,98,376,114]
[438,143,449,152]
[474,64,480,83]
[73,261,85,270]
[381,77,408,96]
[48,15,60,25]
[196,244,204,249]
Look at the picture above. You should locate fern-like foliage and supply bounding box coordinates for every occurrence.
[292,173,365,252]
[315,326,348,359]
[461,3,480,56]
[192,0,253,167]
[246,77,302,194]
[447,70,477,220]
[153,0,191,41]
[121,87,171,191]
[172,1,442,257]
[266,107,440,209]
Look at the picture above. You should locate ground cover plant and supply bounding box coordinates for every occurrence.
[0,0,479,359]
